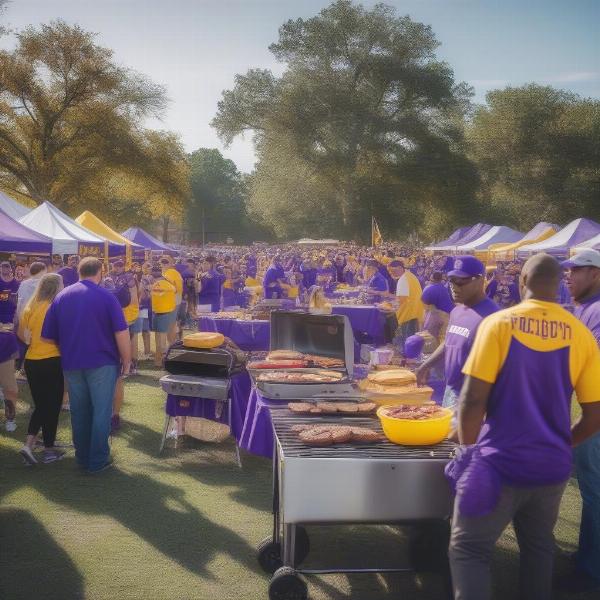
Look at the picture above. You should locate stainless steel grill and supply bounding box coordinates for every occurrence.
[259,408,456,600]
[273,412,456,460]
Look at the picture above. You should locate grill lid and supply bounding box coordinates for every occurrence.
[270,311,354,378]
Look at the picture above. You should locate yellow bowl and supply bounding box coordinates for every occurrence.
[376,405,453,446]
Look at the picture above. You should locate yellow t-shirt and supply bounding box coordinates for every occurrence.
[463,300,600,403]
[20,301,60,360]
[151,279,176,314]
[396,271,425,325]
[163,268,183,304]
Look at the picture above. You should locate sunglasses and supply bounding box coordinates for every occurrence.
[449,276,480,287]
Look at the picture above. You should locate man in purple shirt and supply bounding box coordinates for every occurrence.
[0,261,19,324]
[42,257,131,473]
[57,255,80,287]
[263,255,286,299]
[416,256,499,408]
[560,249,600,593]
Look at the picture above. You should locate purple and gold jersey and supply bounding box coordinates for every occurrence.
[444,298,499,395]
[463,299,600,487]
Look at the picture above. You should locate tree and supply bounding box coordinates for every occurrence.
[0,20,189,222]
[86,131,191,241]
[187,148,253,244]
[467,85,600,227]
[212,0,479,241]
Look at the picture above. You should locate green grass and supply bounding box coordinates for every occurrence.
[0,366,594,600]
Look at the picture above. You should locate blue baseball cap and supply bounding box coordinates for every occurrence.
[447,255,485,278]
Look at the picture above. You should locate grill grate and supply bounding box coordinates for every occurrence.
[272,410,457,460]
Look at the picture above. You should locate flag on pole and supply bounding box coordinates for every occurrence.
[372,216,383,247]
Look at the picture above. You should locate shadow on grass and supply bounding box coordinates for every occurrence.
[0,508,84,600]
[0,444,261,582]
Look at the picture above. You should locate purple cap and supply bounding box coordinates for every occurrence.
[447,255,485,278]
[404,335,424,359]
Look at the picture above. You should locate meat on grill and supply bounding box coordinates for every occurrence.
[295,424,382,446]
[383,404,447,420]
[288,401,376,415]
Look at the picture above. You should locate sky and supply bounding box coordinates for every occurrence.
[1,0,598,173]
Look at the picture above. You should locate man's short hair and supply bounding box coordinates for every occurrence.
[29,261,47,276]
[159,257,170,266]
[79,257,102,278]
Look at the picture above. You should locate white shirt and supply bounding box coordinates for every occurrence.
[396,273,409,297]
[16,275,44,318]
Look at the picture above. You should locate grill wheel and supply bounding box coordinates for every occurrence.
[258,527,310,574]
[258,538,282,574]
[269,567,307,600]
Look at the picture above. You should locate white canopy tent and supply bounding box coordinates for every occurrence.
[20,201,111,255]
[297,238,341,245]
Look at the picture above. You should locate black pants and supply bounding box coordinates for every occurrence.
[384,313,399,344]
[24,357,64,448]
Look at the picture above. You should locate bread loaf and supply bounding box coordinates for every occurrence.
[367,368,416,386]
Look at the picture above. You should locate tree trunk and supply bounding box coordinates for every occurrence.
[161,214,170,242]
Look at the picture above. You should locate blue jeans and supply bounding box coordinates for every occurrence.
[574,431,600,581]
[65,365,119,472]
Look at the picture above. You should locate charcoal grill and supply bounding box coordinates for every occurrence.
[259,410,456,600]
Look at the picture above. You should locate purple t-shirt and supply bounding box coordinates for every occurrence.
[0,278,19,324]
[57,266,79,287]
[444,298,499,394]
[574,292,600,346]
[0,331,18,363]
[421,283,454,314]
[42,280,128,371]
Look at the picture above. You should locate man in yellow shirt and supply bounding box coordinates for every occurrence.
[160,256,183,345]
[386,260,424,350]
[447,254,600,600]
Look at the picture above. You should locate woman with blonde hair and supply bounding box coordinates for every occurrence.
[17,273,65,465]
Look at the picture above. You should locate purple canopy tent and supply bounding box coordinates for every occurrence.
[0,191,31,220]
[424,226,471,250]
[517,218,600,259]
[0,208,53,254]
[121,227,176,254]
[455,226,524,251]
[430,223,493,251]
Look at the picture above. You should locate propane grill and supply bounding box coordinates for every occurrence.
[258,409,456,600]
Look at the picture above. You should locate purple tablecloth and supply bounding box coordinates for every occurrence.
[198,317,270,351]
[331,305,386,346]
[165,372,251,442]
[239,388,288,459]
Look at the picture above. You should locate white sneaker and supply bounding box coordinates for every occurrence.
[5,419,17,432]
[19,445,37,465]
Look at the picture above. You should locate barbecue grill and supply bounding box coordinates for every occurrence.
[158,341,246,464]
[259,409,456,600]
[253,311,357,400]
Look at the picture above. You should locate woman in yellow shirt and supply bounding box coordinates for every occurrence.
[17,273,64,465]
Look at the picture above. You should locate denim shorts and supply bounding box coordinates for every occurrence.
[152,310,176,333]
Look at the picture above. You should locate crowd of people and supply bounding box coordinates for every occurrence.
[1,241,600,597]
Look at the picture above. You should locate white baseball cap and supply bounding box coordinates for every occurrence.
[562,249,600,269]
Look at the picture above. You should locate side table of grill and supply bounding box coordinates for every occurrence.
[259,409,456,600]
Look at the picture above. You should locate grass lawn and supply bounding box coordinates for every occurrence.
[0,364,594,600]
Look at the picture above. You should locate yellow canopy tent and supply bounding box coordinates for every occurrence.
[75,210,140,266]
[487,223,559,262]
